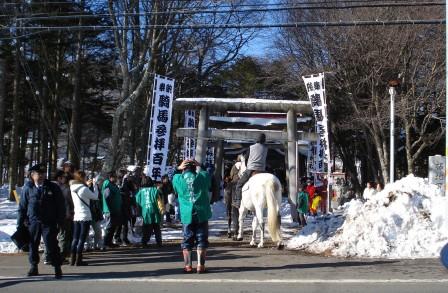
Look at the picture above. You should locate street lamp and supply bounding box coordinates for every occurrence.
[388,79,400,183]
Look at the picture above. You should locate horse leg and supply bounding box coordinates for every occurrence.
[255,208,265,248]
[237,207,247,241]
[227,204,232,237]
[250,216,258,247]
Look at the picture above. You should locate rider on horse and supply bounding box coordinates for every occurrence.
[235,133,268,207]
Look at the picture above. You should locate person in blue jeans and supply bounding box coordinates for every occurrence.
[172,159,212,274]
[69,171,99,266]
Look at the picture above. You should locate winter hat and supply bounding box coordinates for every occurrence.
[29,164,45,173]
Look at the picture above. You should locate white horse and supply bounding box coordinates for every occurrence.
[237,155,283,249]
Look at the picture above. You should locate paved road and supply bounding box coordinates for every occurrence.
[0,239,446,293]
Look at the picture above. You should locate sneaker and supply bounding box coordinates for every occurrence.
[43,260,52,265]
[196,265,206,274]
[27,266,38,277]
[183,265,193,273]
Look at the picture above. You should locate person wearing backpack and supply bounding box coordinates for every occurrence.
[135,177,165,247]
[69,171,99,266]
[296,184,309,228]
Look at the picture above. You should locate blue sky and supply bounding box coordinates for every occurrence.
[241,29,277,57]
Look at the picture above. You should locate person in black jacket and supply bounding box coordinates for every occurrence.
[17,164,66,279]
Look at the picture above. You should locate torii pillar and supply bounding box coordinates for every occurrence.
[195,106,209,166]
[287,109,298,207]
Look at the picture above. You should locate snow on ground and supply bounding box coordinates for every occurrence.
[287,175,448,259]
[0,185,18,253]
[0,187,240,252]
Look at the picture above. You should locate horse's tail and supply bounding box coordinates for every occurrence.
[266,177,282,243]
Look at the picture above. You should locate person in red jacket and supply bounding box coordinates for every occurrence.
[305,179,316,213]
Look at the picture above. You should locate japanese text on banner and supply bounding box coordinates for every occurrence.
[302,73,330,187]
[146,74,175,181]
[184,110,196,160]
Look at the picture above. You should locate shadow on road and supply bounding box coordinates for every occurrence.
[84,247,255,266]
[60,259,399,280]
[0,245,400,289]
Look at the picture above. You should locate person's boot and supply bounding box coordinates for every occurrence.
[70,253,76,266]
[54,266,63,279]
[27,265,38,277]
[75,252,88,266]
[196,249,206,274]
[182,249,193,273]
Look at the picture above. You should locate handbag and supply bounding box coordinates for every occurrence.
[74,186,103,221]
[11,226,30,251]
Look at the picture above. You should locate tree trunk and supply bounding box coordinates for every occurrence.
[404,121,415,175]
[29,125,36,170]
[18,122,27,186]
[0,55,6,185]
[39,83,49,166]
[68,0,84,169]
[8,44,21,200]
[370,126,389,183]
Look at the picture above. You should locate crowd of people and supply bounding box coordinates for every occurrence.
[16,158,213,279]
[15,134,386,280]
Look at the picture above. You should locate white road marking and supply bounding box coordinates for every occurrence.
[1,276,448,284]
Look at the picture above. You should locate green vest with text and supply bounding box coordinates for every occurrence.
[135,187,161,224]
[172,170,212,225]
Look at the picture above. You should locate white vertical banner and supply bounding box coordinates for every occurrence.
[183,110,196,159]
[205,146,215,167]
[146,74,175,181]
[302,73,330,188]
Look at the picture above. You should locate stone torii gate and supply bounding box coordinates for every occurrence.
[173,97,314,203]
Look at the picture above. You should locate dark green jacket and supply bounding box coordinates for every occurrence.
[172,170,212,225]
[101,179,122,215]
[296,191,309,214]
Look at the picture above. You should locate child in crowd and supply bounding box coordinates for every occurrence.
[296,185,309,227]
[310,192,322,216]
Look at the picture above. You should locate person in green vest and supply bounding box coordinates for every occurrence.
[101,172,122,249]
[296,184,309,228]
[135,177,165,247]
[172,159,212,274]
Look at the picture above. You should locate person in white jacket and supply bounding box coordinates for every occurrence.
[362,182,377,201]
[70,171,98,266]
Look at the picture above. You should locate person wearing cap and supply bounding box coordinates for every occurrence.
[101,171,123,249]
[17,164,66,279]
[62,161,75,181]
[234,133,268,219]
[172,159,212,274]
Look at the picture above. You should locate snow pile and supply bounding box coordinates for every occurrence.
[211,200,227,221]
[287,175,448,258]
[0,185,19,253]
